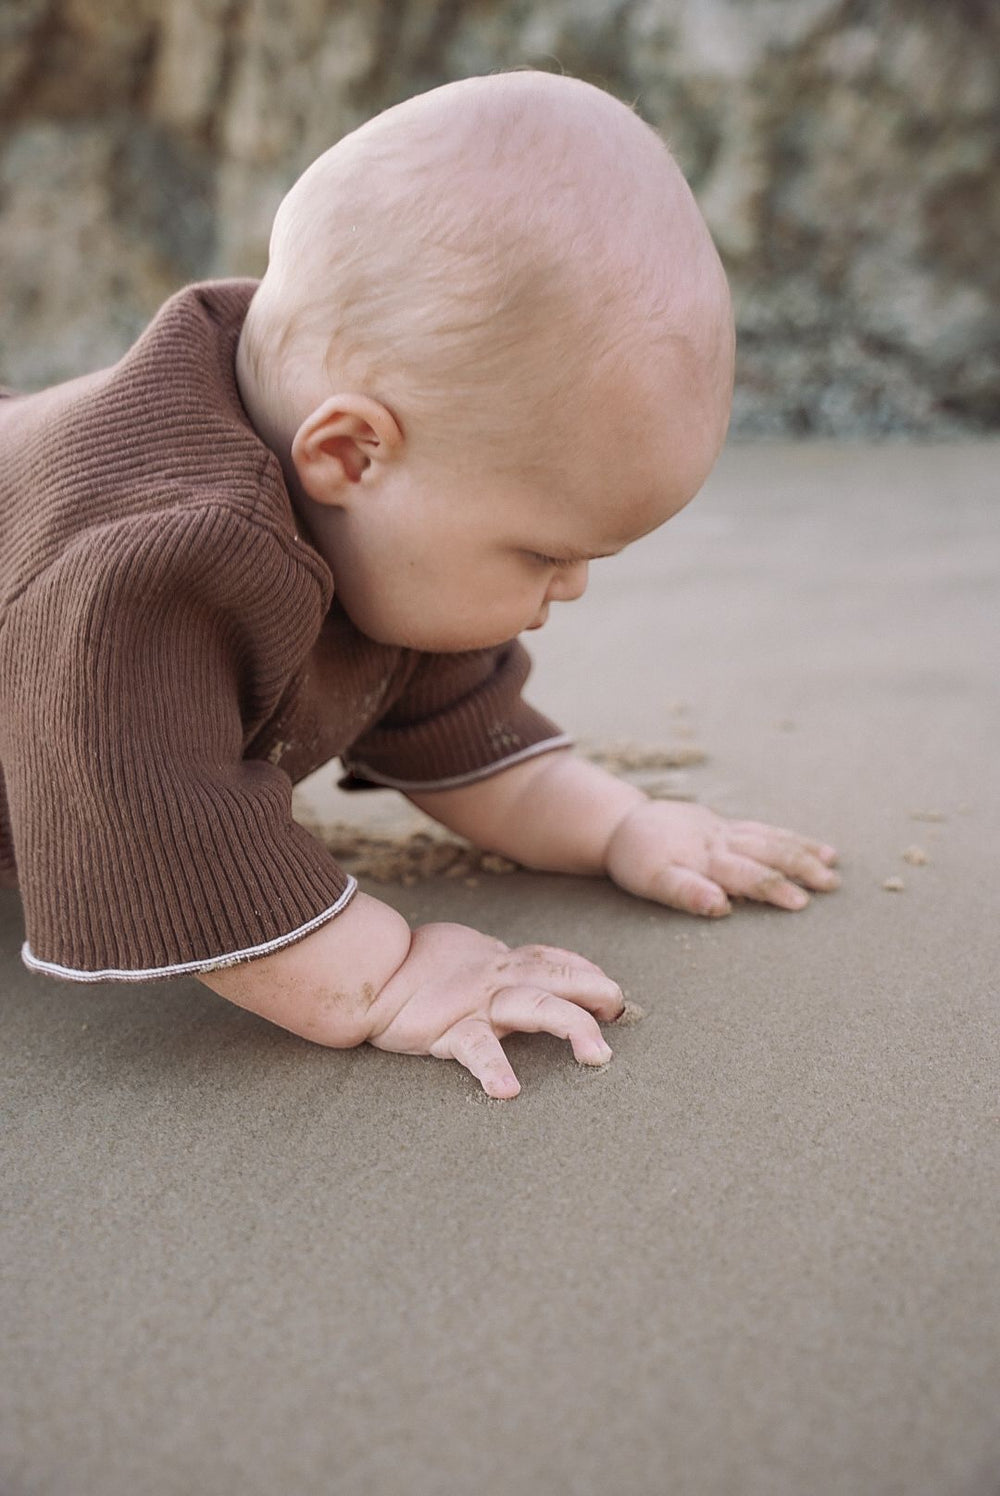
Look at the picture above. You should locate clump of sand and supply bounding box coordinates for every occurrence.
[580,740,708,771]
[301,823,521,885]
[878,845,931,891]
[611,999,646,1025]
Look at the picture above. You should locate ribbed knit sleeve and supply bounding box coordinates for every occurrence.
[340,638,572,792]
[0,504,356,983]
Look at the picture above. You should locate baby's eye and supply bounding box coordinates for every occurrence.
[530,552,576,569]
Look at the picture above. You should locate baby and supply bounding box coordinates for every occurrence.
[0,70,839,1098]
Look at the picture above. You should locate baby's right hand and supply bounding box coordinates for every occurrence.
[364,922,626,1099]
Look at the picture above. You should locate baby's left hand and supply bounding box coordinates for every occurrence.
[604,800,840,916]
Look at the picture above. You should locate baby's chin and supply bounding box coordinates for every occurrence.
[336,587,541,651]
[346,607,529,654]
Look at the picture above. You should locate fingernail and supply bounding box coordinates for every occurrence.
[489,1075,520,1098]
[789,890,809,909]
[594,1043,613,1064]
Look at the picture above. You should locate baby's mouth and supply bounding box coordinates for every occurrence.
[526,606,549,631]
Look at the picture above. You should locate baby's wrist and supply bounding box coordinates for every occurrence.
[601,796,650,876]
[196,890,412,1049]
[510,755,647,875]
[324,892,413,1044]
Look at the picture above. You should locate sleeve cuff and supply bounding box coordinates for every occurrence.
[339,733,574,792]
[21,877,358,984]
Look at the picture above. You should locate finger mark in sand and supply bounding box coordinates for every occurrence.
[611,999,646,1025]
[882,876,905,892]
[901,845,930,866]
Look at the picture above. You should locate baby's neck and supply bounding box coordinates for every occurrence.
[234,331,300,489]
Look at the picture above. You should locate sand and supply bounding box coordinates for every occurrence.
[296,738,707,886]
[295,821,521,884]
[610,998,646,1025]
[3,442,999,1496]
[579,740,709,770]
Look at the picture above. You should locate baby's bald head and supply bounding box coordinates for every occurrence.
[238,69,734,479]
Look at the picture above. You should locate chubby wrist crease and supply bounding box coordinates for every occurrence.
[603,795,650,866]
[361,930,416,1038]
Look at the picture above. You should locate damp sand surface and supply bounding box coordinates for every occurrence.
[5,443,999,1496]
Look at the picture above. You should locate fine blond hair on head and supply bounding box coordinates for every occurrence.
[239,68,734,477]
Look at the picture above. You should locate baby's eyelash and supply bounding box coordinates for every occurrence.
[532,553,577,568]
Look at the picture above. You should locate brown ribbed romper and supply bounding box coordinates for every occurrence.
[0,280,570,983]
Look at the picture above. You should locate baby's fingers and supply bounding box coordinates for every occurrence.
[709,851,811,911]
[645,864,732,918]
[508,946,624,1020]
[521,943,610,979]
[728,828,840,891]
[491,986,614,1067]
[441,1017,521,1099]
[732,821,839,866]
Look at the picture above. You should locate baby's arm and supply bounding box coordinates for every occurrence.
[196,891,412,1048]
[407,748,840,915]
[195,889,623,1097]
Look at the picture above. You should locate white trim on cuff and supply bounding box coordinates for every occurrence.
[21,876,358,984]
[343,734,574,793]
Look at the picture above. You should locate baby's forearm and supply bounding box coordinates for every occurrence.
[195,891,412,1047]
[407,749,646,875]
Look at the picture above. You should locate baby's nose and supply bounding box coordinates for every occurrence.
[548,560,589,602]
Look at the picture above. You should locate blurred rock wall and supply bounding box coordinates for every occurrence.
[1,0,997,434]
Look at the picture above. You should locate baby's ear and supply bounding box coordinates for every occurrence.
[290,394,403,502]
